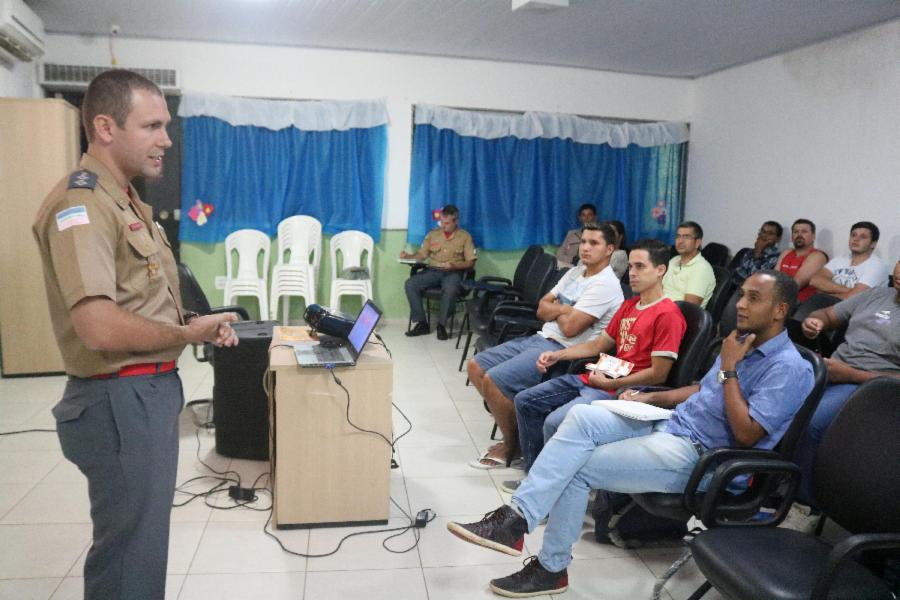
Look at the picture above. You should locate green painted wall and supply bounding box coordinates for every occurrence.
[181,230,554,320]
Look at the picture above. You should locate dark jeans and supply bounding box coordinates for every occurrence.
[514,373,614,471]
[404,268,462,327]
[53,372,184,600]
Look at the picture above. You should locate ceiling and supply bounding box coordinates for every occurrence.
[28,0,900,78]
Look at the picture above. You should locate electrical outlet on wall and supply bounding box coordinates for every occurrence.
[214,276,227,290]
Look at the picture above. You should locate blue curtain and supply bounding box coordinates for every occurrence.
[180,116,386,243]
[408,123,685,250]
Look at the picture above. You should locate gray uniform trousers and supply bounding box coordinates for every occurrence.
[53,371,183,600]
[404,267,463,326]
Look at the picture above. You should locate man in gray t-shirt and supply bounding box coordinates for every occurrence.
[795,259,900,505]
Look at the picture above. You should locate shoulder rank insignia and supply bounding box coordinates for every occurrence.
[67,170,98,190]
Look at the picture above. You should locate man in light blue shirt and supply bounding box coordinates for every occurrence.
[448,270,813,598]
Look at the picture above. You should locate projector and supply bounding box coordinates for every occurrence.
[303,304,355,338]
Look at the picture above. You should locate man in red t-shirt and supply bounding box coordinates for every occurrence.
[776,218,828,304]
[512,239,687,473]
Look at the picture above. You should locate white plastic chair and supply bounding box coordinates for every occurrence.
[329,230,374,313]
[270,216,322,323]
[224,229,271,320]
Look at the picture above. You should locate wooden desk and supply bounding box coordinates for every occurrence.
[268,327,393,528]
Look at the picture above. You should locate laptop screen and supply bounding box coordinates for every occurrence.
[347,300,382,354]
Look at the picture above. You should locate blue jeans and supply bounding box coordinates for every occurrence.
[473,335,563,401]
[794,383,858,506]
[514,374,614,472]
[511,404,699,573]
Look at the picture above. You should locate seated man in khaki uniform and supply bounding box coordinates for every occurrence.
[401,204,477,340]
[556,203,597,267]
[32,69,239,600]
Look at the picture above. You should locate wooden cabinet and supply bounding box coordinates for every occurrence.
[268,326,393,528]
[0,99,80,375]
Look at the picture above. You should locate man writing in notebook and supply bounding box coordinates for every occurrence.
[510,238,686,478]
[447,270,812,598]
[402,204,477,340]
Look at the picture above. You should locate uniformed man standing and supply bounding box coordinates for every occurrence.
[32,70,239,600]
[401,204,476,340]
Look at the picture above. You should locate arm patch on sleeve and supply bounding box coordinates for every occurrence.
[68,170,98,190]
[56,205,90,231]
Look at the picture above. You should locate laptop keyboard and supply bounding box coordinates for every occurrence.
[313,346,349,363]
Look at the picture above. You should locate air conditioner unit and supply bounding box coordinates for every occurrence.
[40,64,181,93]
[0,0,45,64]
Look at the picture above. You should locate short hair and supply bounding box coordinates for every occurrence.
[851,221,880,243]
[441,204,460,218]
[605,220,627,248]
[677,221,703,240]
[752,269,798,317]
[792,218,816,234]
[581,222,617,246]
[763,221,784,239]
[82,69,164,142]
[578,203,597,216]
[630,238,671,268]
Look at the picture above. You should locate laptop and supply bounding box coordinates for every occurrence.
[293,300,383,367]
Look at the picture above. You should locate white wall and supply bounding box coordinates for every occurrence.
[687,20,900,264]
[43,34,694,229]
[0,59,38,97]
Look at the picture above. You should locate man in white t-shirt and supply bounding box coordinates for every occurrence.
[468,223,624,468]
[811,221,889,300]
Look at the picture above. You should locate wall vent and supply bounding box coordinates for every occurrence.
[40,64,180,92]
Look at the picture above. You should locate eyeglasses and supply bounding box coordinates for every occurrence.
[674,234,697,240]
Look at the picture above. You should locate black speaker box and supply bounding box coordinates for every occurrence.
[212,320,277,460]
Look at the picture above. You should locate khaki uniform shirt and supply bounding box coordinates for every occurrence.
[555,228,582,267]
[33,154,184,377]
[422,228,476,267]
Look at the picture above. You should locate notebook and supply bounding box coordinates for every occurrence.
[590,400,673,421]
[293,300,383,367]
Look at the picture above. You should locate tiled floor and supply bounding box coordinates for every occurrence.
[0,319,723,599]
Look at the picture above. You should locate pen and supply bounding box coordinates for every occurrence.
[628,386,649,397]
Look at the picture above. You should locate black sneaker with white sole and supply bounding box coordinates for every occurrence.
[490,556,569,597]
[447,505,527,556]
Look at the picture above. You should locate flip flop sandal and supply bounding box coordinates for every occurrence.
[468,451,507,470]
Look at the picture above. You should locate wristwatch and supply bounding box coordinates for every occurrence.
[717,370,738,384]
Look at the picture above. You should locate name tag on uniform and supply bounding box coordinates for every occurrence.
[56,205,90,231]
[129,222,143,231]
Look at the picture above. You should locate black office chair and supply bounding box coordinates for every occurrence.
[706,265,734,327]
[472,253,560,357]
[635,345,827,599]
[456,245,548,370]
[666,301,714,387]
[177,262,250,363]
[717,288,740,338]
[688,377,900,600]
[701,242,730,268]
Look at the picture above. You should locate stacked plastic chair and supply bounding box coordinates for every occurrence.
[270,215,322,324]
[224,229,271,320]
[329,230,374,312]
